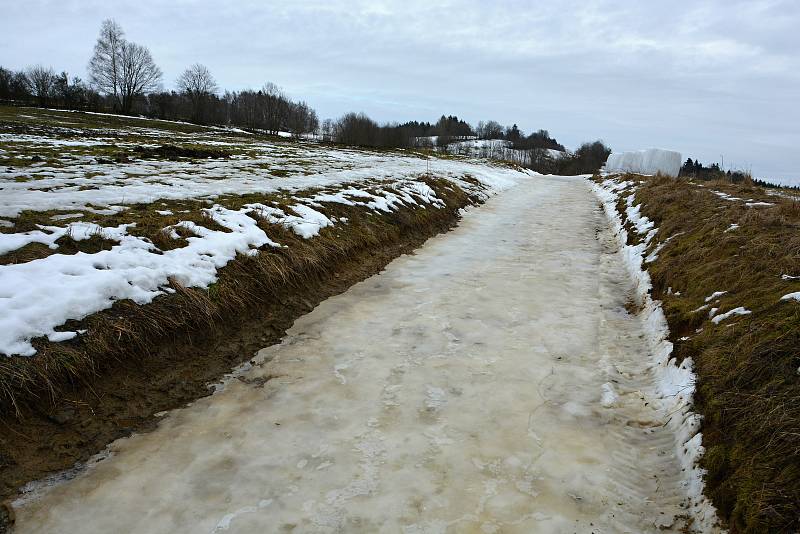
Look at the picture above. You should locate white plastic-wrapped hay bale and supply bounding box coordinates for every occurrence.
[605,149,682,177]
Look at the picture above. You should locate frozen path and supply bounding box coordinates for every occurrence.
[13,175,696,533]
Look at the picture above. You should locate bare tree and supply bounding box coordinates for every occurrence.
[287,101,319,137]
[117,41,162,114]
[177,63,218,124]
[88,19,125,111]
[306,107,319,136]
[25,65,56,107]
[321,119,334,142]
[88,19,161,114]
[261,82,289,135]
[480,120,504,139]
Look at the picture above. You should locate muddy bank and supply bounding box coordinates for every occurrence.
[0,178,476,529]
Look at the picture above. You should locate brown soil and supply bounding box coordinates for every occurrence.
[0,179,477,532]
[131,144,232,160]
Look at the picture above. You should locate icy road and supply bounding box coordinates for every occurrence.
[13,176,705,533]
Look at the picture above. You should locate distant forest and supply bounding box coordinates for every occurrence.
[0,19,613,175]
[679,158,795,189]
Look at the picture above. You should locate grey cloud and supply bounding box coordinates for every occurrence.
[1,0,797,182]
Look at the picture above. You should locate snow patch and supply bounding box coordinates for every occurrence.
[704,291,727,303]
[0,206,280,356]
[781,292,800,302]
[0,222,133,256]
[711,307,751,324]
[712,191,736,200]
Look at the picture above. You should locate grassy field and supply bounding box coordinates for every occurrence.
[600,172,800,532]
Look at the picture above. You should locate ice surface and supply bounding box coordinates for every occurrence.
[600,382,619,407]
[13,176,716,533]
[605,149,682,177]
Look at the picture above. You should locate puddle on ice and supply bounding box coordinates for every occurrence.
[13,176,708,533]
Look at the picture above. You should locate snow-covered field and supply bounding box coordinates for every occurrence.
[445,138,566,161]
[0,108,530,357]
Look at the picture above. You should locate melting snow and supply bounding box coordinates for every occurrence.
[50,212,84,221]
[711,307,751,324]
[704,291,727,302]
[0,222,133,256]
[711,190,742,201]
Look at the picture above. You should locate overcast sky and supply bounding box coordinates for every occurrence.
[2,0,798,183]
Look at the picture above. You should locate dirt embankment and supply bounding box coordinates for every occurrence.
[0,177,478,530]
[607,174,800,532]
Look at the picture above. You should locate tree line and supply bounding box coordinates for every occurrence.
[0,18,612,173]
[680,158,752,184]
[680,158,799,190]
[0,20,320,137]
[320,114,567,152]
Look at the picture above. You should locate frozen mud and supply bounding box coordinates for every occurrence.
[13,176,703,533]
